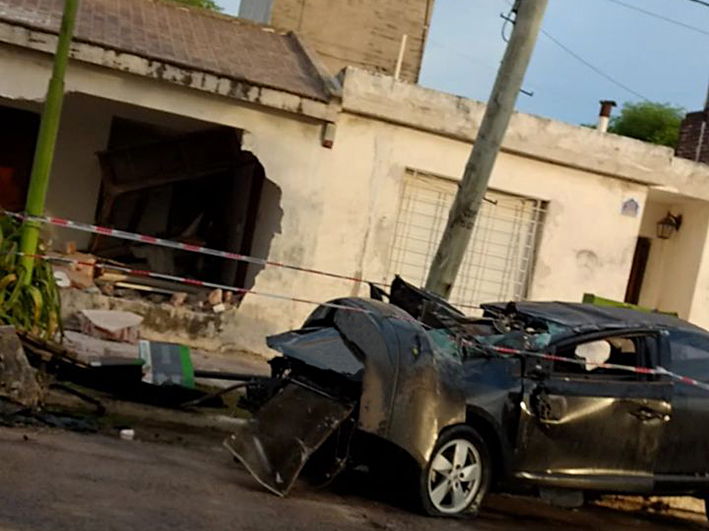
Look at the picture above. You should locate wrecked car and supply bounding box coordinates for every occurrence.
[226,277,709,518]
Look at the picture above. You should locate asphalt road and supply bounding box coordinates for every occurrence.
[0,426,705,531]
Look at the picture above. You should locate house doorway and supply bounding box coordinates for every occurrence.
[0,105,39,212]
[624,237,651,305]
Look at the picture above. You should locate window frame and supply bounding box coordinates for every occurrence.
[542,329,663,382]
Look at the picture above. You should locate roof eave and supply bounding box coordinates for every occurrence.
[0,19,339,123]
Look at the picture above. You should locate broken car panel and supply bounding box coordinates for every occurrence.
[228,276,709,516]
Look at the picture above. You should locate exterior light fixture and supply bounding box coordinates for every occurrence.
[657,212,683,240]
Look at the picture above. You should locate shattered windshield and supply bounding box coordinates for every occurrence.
[426,318,567,361]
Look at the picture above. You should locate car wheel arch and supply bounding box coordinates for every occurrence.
[462,409,509,484]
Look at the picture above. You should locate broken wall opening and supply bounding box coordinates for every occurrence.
[16,93,285,311]
[89,117,280,300]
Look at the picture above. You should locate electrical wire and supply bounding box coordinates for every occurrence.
[500,4,516,42]
[499,0,649,101]
[599,0,709,37]
[683,0,709,7]
[539,28,650,101]
[426,39,500,74]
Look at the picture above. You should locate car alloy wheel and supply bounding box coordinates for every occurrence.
[419,425,491,517]
[427,438,482,514]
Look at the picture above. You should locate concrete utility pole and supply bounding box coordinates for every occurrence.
[19,0,79,284]
[425,0,549,298]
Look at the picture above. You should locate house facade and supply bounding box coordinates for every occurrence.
[1,0,709,356]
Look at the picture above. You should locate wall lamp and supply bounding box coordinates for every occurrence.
[657,212,683,240]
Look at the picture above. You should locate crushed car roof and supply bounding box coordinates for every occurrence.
[481,301,706,334]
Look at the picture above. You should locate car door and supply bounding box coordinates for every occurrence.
[655,330,709,488]
[512,331,672,493]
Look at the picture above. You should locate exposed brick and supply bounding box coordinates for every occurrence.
[676,111,709,163]
[268,0,433,83]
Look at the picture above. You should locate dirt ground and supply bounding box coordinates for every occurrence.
[0,426,706,531]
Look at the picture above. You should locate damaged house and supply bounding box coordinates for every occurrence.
[2,0,709,356]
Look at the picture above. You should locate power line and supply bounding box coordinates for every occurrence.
[599,0,709,37]
[539,28,650,101]
[683,0,709,7]
[499,0,649,101]
[427,39,500,74]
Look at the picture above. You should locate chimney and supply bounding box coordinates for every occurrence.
[597,100,617,133]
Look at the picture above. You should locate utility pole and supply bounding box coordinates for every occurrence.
[19,0,79,284]
[425,0,548,298]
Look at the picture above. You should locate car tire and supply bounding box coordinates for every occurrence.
[417,425,491,517]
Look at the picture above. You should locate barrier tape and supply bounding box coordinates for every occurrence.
[2,210,388,288]
[6,250,709,392]
[1,210,484,311]
[18,252,387,318]
[480,343,709,392]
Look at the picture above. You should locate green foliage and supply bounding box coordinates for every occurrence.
[0,215,62,339]
[165,0,223,11]
[608,102,685,148]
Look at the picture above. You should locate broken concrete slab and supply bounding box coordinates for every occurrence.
[79,310,143,343]
[0,326,42,409]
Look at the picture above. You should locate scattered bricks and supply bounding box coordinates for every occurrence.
[171,292,188,307]
[223,291,234,305]
[212,303,226,314]
[208,289,223,306]
[53,252,96,290]
[100,283,115,297]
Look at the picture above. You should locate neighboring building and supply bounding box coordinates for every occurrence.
[2,0,709,356]
[676,99,709,164]
[239,0,434,83]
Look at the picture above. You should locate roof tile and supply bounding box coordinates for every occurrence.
[0,0,331,101]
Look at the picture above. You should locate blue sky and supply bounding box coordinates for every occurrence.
[218,0,709,126]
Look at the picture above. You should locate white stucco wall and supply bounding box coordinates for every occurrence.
[323,113,647,306]
[637,195,709,326]
[5,43,709,353]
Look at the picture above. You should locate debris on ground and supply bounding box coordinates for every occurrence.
[139,340,194,388]
[78,309,143,343]
[0,326,42,411]
[52,253,96,289]
[208,289,223,306]
[171,292,188,307]
[53,270,71,288]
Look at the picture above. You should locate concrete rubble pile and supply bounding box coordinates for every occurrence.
[0,326,42,412]
[53,241,236,314]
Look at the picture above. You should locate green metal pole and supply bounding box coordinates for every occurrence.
[19,0,79,284]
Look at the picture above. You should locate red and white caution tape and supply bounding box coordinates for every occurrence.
[3,210,386,287]
[6,250,709,392]
[21,252,384,317]
[2,210,484,311]
[481,343,709,392]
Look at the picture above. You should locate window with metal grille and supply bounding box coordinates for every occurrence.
[388,171,546,309]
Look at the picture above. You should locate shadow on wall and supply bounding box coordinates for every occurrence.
[244,172,283,291]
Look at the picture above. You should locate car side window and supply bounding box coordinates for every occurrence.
[552,335,649,379]
[670,332,709,382]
